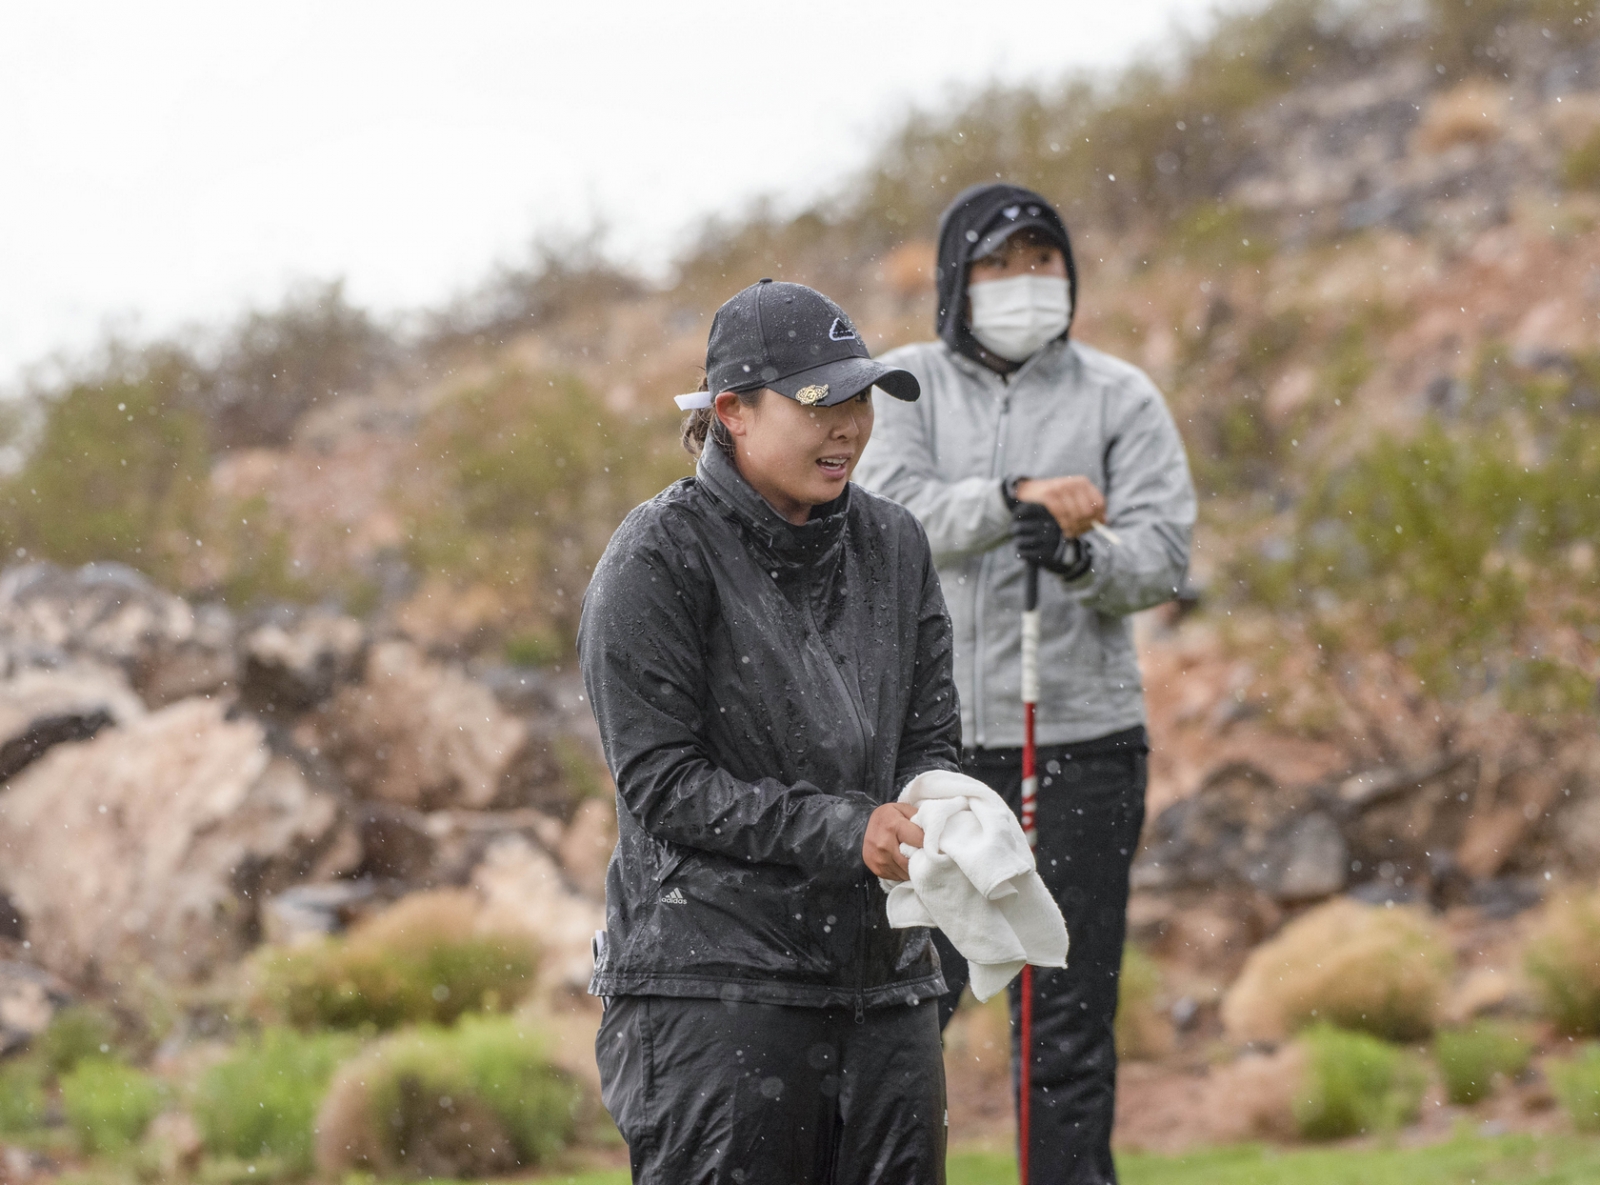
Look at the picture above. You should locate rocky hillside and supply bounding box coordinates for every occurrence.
[3,0,1600,1170]
[0,563,612,1044]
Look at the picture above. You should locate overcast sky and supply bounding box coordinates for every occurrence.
[1,0,1233,384]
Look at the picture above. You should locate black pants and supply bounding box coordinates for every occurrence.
[597,995,947,1184]
[935,735,1147,1185]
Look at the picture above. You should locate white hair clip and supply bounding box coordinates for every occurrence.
[674,391,714,411]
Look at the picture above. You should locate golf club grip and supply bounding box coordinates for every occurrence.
[1021,562,1040,711]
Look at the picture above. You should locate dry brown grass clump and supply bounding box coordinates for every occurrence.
[1221,898,1452,1043]
[1526,889,1600,1036]
[1116,946,1174,1061]
[252,889,540,1031]
[314,1016,585,1179]
[1413,82,1508,154]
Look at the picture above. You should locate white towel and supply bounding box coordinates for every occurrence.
[880,769,1069,1001]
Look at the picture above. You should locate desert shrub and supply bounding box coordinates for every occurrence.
[409,369,683,651]
[314,1016,583,1178]
[851,0,1372,237]
[1551,1044,1600,1132]
[1527,891,1600,1035]
[254,890,538,1032]
[1293,1024,1424,1140]
[1221,898,1452,1043]
[1238,359,1600,714]
[36,1003,121,1075]
[431,227,644,344]
[1565,127,1600,191]
[1116,945,1171,1061]
[59,1059,165,1154]
[503,630,566,668]
[0,1057,46,1133]
[0,364,209,586]
[1429,0,1598,78]
[193,1028,359,1173]
[1434,1021,1533,1105]
[204,279,394,449]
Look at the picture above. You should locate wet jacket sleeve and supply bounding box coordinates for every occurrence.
[579,521,874,883]
[892,540,962,790]
[1060,373,1196,616]
[855,390,1013,565]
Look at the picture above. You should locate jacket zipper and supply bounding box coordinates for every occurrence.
[972,387,1011,748]
[855,880,869,1023]
[805,596,872,791]
[800,579,874,1020]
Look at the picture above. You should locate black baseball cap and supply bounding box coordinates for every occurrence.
[969,199,1068,261]
[705,280,919,407]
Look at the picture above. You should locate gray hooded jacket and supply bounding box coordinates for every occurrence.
[854,337,1195,748]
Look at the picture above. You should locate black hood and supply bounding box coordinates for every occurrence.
[934,182,1078,365]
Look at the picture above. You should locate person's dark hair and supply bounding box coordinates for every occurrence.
[681,379,763,459]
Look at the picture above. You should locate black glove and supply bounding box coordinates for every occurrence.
[1011,502,1091,578]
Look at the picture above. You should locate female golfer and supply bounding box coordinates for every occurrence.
[581,279,961,1183]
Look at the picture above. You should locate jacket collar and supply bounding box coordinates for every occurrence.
[945,337,1073,389]
[696,443,849,571]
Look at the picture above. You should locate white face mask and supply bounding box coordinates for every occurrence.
[966,274,1072,362]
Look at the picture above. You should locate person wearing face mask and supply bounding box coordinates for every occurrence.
[855,184,1196,1185]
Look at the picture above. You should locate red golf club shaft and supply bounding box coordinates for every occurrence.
[1019,562,1040,1185]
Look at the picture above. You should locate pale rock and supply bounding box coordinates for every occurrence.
[240,612,366,711]
[0,698,349,984]
[144,1111,204,1178]
[1133,763,1348,903]
[314,640,532,811]
[1204,1045,1305,1143]
[1271,813,1350,903]
[558,798,616,900]
[0,960,71,1055]
[1457,805,1529,879]
[1444,967,1520,1026]
[0,663,145,781]
[0,563,236,705]
[261,881,380,945]
[475,835,603,995]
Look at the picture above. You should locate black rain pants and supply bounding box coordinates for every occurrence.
[597,995,946,1184]
[934,735,1147,1185]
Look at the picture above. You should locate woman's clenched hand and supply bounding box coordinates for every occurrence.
[863,802,924,881]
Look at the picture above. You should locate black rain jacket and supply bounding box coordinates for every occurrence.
[579,442,961,1011]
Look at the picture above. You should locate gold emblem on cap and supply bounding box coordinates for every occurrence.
[795,384,829,406]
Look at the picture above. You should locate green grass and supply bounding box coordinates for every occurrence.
[1293,1025,1425,1140]
[1528,894,1600,1037]
[509,1136,1600,1185]
[36,1004,121,1075]
[1550,1044,1600,1133]
[58,1058,165,1155]
[1435,1022,1533,1105]
[1114,1136,1600,1185]
[193,1027,360,1173]
[0,1056,46,1133]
